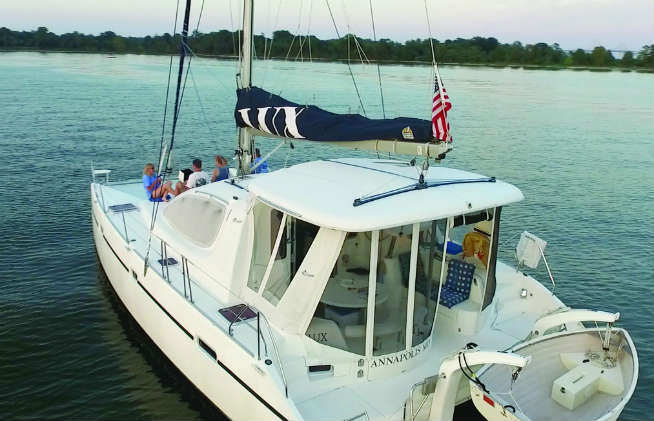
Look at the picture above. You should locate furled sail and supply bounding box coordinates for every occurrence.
[235,86,435,143]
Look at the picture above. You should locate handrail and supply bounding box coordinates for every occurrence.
[530,309,619,338]
[98,184,107,211]
[406,377,437,421]
[228,303,254,335]
[258,310,289,398]
[105,209,289,400]
[149,235,287,397]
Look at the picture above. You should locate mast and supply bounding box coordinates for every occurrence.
[238,0,255,175]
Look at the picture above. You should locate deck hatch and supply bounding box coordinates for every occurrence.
[219,304,257,323]
[157,257,178,266]
[108,203,138,213]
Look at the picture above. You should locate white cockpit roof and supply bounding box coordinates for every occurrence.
[245,158,523,232]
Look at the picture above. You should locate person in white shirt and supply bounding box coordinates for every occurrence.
[175,158,209,194]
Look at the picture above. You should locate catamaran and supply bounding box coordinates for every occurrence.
[90,1,638,420]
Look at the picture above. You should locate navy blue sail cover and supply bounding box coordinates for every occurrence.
[235,86,434,142]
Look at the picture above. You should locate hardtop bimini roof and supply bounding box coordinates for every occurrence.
[246,158,524,232]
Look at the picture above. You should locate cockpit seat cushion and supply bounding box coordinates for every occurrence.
[439,260,475,308]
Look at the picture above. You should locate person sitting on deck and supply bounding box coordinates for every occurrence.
[142,163,174,202]
[253,148,269,174]
[211,155,230,182]
[175,158,209,194]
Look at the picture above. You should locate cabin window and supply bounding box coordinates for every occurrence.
[271,209,286,260]
[373,226,411,355]
[439,208,497,312]
[262,216,319,305]
[247,203,283,292]
[306,231,372,355]
[412,219,447,345]
[163,193,226,248]
[449,209,494,274]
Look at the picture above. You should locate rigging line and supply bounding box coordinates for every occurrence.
[368,0,386,118]
[168,0,194,158]
[340,1,365,65]
[194,0,206,33]
[146,54,194,246]
[295,36,307,61]
[263,33,268,62]
[352,34,370,64]
[423,0,437,66]
[264,0,272,60]
[424,0,451,142]
[237,0,242,76]
[284,0,304,61]
[324,0,367,116]
[339,0,368,65]
[155,0,182,177]
[146,0,183,274]
[296,0,304,61]
[267,0,284,60]
[228,0,237,57]
[306,0,313,62]
[150,4,194,234]
[260,0,284,89]
[186,0,208,130]
[188,66,215,138]
[183,41,230,91]
[284,35,297,61]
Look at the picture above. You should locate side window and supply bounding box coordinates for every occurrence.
[262,216,319,305]
[373,227,410,355]
[307,231,371,355]
[163,193,226,247]
[247,202,283,292]
[271,210,286,260]
[413,220,446,346]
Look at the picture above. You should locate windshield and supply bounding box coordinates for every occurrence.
[304,208,499,358]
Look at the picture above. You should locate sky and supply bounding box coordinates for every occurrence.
[2,0,652,52]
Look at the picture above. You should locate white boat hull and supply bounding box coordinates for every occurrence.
[91,188,295,420]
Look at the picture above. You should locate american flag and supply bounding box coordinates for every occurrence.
[432,70,452,142]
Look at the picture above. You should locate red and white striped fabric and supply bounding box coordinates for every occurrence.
[432,72,452,142]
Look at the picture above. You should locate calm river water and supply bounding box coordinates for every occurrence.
[0,52,652,420]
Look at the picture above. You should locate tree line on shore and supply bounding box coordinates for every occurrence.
[1,26,652,69]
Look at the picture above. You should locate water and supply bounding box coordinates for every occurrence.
[0,52,652,420]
